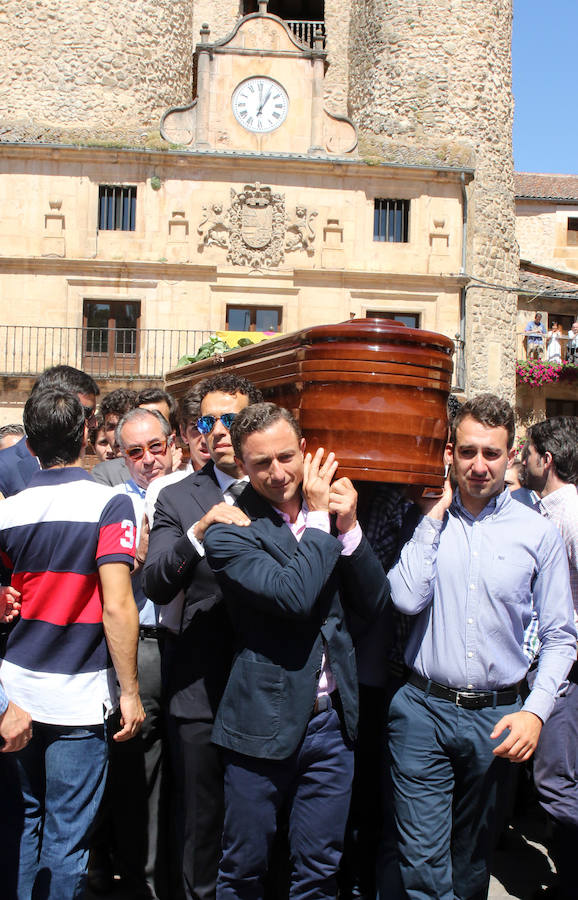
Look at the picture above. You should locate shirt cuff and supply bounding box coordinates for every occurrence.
[522,685,555,724]
[0,685,9,717]
[338,522,363,556]
[305,511,331,534]
[187,522,206,558]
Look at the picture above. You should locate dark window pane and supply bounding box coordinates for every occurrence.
[228,308,252,331]
[373,199,409,242]
[98,186,137,231]
[255,309,280,331]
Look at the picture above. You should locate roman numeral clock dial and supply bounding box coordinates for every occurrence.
[232,77,289,134]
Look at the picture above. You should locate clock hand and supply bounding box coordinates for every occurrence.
[257,87,272,116]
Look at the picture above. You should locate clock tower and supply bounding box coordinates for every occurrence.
[161,0,357,157]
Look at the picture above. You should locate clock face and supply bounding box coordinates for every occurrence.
[232,77,289,133]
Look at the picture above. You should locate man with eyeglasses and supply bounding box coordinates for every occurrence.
[86,407,176,900]
[143,373,263,900]
[0,364,99,500]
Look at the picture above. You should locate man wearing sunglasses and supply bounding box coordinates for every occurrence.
[143,373,263,900]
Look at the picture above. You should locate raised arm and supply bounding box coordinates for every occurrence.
[205,523,343,619]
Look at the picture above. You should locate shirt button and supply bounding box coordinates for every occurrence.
[468,651,474,658]
[473,551,478,557]
[469,584,476,590]
[467,684,474,689]
[468,618,474,624]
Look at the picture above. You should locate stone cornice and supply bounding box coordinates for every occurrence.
[0,142,475,183]
[0,256,468,289]
[0,257,217,280]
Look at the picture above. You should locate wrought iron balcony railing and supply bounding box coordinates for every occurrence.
[0,325,467,393]
[0,325,212,380]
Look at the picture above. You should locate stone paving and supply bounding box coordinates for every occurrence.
[84,800,556,900]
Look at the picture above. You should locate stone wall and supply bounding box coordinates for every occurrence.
[0,0,194,145]
[348,0,519,401]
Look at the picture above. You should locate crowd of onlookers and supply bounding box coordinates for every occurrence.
[0,364,576,900]
[524,312,578,362]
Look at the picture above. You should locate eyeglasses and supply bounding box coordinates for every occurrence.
[196,413,237,435]
[125,438,170,461]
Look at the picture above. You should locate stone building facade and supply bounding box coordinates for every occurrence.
[514,173,578,424]
[0,0,520,421]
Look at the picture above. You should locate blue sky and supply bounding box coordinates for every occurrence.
[513,1,577,174]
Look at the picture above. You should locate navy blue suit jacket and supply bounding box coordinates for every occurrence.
[142,461,234,721]
[0,437,39,498]
[205,485,390,761]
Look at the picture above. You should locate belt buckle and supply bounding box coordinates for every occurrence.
[455,690,484,709]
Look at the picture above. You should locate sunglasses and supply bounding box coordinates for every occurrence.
[125,438,171,461]
[196,413,237,435]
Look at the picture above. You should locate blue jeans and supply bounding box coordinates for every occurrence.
[0,721,107,900]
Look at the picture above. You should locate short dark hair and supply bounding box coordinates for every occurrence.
[88,413,104,447]
[116,407,171,451]
[527,416,578,485]
[0,423,25,441]
[231,403,301,459]
[100,388,138,421]
[32,365,99,398]
[179,381,208,429]
[450,394,515,450]
[199,374,263,407]
[510,459,527,486]
[24,388,86,468]
[135,387,179,430]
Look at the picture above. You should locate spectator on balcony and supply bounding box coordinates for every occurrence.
[0,425,25,452]
[567,320,578,363]
[546,321,563,364]
[0,365,98,500]
[524,312,546,360]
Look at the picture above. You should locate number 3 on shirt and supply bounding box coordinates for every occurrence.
[120,519,136,550]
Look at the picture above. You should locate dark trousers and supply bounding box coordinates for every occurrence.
[339,685,386,900]
[387,681,517,900]
[167,716,225,900]
[107,634,168,898]
[217,707,354,900]
[532,678,578,900]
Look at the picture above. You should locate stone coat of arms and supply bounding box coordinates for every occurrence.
[228,183,285,268]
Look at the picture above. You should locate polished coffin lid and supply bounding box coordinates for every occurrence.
[165,318,455,487]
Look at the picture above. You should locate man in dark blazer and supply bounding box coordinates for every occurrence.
[142,374,263,900]
[204,403,390,900]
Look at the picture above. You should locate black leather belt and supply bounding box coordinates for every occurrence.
[408,670,521,709]
[569,661,578,685]
[138,625,162,640]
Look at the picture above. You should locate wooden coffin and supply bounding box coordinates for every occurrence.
[165,318,455,487]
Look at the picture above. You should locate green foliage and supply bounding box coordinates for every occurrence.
[176,334,266,368]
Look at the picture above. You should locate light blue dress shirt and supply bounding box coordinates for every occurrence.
[0,681,8,716]
[113,478,158,627]
[389,487,576,723]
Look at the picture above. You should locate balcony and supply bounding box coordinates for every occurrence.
[0,325,467,395]
[286,20,326,48]
[0,325,212,380]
